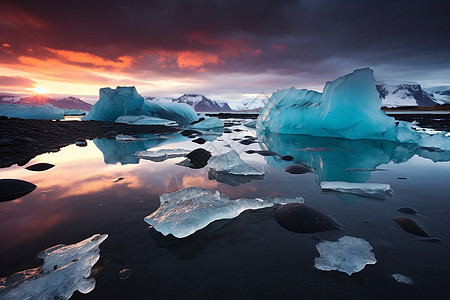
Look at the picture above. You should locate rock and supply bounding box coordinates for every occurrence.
[394,217,429,237]
[273,203,340,233]
[255,150,278,156]
[192,138,206,144]
[119,268,132,280]
[279,155,294,161]
[179,148,212,169]
[112,177,124,183]
[75,139,87,147]
[283,164,312,174]
[0,179,37,202]
[223,129,232,133]
[395,207,418,215]
[25,163,55,172]
[239,139,256,145]
[245,150,256,154]
[181,129,201,137]
[189,117,206,126]
[104,131,118,139]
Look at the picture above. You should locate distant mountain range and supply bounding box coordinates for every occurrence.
[0,94,93,111]
[146,94,233,112]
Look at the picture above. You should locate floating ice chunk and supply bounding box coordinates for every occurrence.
[315,236,376,275]
[391,273,413,285]
[64,109,87,116]
[116,134,140,142]
[257,68,450,150]
[190,114,224,129]
[321,181,393,198]
[0,234,108,299]
[135,148,190,162]
[84,86,199,125]
[0,103,64,120]
[115,115,177,126]
[207,150,265,176]
[144,187,303,238]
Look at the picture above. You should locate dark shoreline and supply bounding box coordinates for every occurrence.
[0,117,178,168]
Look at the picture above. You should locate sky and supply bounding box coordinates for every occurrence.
[1,0,449,105]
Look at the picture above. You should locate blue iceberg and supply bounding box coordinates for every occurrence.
[0,103,64,120]
[84,86,198,125]
[257,68,450,150]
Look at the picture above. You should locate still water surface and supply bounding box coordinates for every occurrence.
[1,119,450,299]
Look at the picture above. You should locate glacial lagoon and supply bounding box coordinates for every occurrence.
[1,118,450,299]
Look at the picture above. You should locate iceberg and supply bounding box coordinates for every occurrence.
[0,103,64,120]
[84,86,198,125]
[257,68,450,150]
[189,114,224,130]
[115,134,140,142]
[207,150,265,176]
[144,187,303,238]
[0,234,107,299]
[315,236,377,275]
[391,273,413,285]
[115,115,177,126]
[320,181,393,199]
[135,148,190,162]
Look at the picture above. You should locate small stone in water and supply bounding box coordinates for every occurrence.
[395,207,418,215]
[119,268,132,280]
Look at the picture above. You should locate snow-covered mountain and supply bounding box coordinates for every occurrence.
[0,94,92,111]
[424,86,450,105]
[172,94,233,112]
[376,80,436,107]
[232,92,269,111]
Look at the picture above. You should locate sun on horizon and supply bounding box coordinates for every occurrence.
[29,86,49,94]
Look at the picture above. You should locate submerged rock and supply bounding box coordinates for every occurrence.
[0,179,36,202]
[273,203,340,233]
[315,236,377,275]
[144,187,304,238]
[394,217,429,237]
[0,234,108,299]
[283,164,312,174]
[25,163,55,172]
[395,207,418,215]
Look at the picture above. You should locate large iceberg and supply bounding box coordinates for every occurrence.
[84,86,198,125]
[257,68,450,150]
[0,234,107,299]
[0,103,64,120]
[144,187,303,238]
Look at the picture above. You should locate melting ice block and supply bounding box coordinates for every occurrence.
[391,273,413,285]
[84,86,198,125]
[190,114,224,130]
[0,103,64,120]
[207,150,265,175]
[116,134,140,142]
[144,187,303,238]
[115,115,177,126]
[315,236,376,275]
[257,68,450,150]
[135,148,190,162]
[320,181,393,198]
[0,234,108,299]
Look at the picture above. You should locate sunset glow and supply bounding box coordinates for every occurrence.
[29,86,48,94]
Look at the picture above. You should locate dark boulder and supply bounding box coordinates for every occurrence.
[0,179,37,202]
[25,163,55,172]
[394,217,429,237]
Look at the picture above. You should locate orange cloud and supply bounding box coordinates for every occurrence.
[176,51,223,70]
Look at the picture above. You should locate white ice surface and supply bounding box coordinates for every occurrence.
[207,150,265,175]
[115,134,140,142]
[391,273,413,285]
[144,187,303,238]
[135,148,190,162]
[320,181,393,198]
[0,234,108,300]
[315,236,376,275]
[115,115,177,126]
[0,103,64,120]
[190,114,224,129]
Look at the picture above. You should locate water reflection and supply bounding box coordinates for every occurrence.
[258,131,450,183]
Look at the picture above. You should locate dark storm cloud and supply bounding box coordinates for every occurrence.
[1,0,449,84]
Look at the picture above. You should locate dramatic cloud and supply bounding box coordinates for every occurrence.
[0,0,449,101]
[0,75,35,87]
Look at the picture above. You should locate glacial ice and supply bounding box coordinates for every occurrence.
[84,86,198,125]
[315,236,377,275]
[257,68,450,150]
[115,115,177,126]
[391,273,413,285]
[189,114,224,130]
[144,187,303,238]
[135,148,190,162]
[207,150,265,176]
[0,103,64,120]
[115,134,140,142]
[0,234,107,299]
[320,181,393,198]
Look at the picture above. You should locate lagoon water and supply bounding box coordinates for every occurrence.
[1,118,450,299]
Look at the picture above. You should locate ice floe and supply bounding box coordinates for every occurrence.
[0,234,108,299]
[189,114,224,130]
[391,273,413,285]
[135,148,190,162]
[320,181,393,198]
[315,236,376,275]
[207,150,264,176]
[115,115,177,126]
[144,187,303,238]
